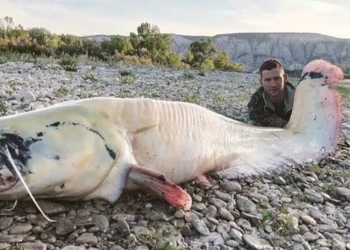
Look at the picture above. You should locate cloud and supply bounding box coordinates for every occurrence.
[0,0,349,38]
[221,0,349,38]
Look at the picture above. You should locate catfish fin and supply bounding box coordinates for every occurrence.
[128,164,192,210]
[194,174,216,187]
[214,145,323,180]
[81,163,133,203]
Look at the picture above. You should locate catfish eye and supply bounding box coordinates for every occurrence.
[298,71,325,86]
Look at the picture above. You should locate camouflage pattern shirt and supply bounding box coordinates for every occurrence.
[247,82,295,128]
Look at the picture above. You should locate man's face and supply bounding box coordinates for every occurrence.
[260,68,287,98]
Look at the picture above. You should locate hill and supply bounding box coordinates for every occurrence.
[84,32,350,71]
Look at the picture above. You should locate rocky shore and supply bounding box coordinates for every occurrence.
[0,60,350,250]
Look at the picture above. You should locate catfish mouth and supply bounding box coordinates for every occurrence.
[0,142,57,222]
[0,133,35,193]
[0,173,18,192]
[0,144,20,192]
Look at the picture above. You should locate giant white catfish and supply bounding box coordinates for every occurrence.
[0,59,345,217]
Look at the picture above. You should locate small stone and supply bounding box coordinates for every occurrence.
[214,190,233,202]
[0,235,25,243]
[174,210,185,219]
[300,215,317,226]
[316,238,331,247]
[135,246,149,250]
[0,217,13,230]
[40,232,48,240]
[192,219,210,236]
[219,207,235,221]
[209,197,227,208]
[55,218,76,236]
[236,196,256,213]
[299,225,310,234]
[304,188,324,203]
[112,214,135,222]
[193,194,202,202]
[21,241,47,250]
[9,223,33,234]
[274,176,287,185]
[216,223,230,234]
[92,214,109,232]
[62,245,86,250]
[229,228,243,243]
[248,192,269,203]
[332,237,346,250]
[303,232,319,242]
[202,205,217,217]
[76,209,91,217]
[185,212,199,223]
[301,241,312,250]
[180,225,192,236]
[191,203,206,211]
[291,244,305,250]
[319,224,338,233]
[243,234,272,250]
[221,181,242,193]
[88,226,100,233]
[281,196,292,203]
[0,243,11,250]
[144,203,152,209]
[32,226,44,234]
[132,226,150,237]
[75,233,98,245]
[292,234,305,243]
[336,187,350,201]
[241,212,261,226]
[207,217,219,225]
[116,219,130,236]
[36,200,67,215]
[236,218,252,231]
[226,240,240,247]
[47,235,57,244]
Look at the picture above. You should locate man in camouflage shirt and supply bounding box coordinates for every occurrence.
[247,58,295,128]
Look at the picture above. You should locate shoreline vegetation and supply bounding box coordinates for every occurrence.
[0,16,244,73]
[1,16,349,79]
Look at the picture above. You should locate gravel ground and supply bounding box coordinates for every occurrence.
[0,60,350,250]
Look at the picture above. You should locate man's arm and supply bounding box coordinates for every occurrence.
[247,93,288,128]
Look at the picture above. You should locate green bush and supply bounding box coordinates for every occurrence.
[200,57,215,70]
[0,15,294,73]
[59,55,78,72]
[225,62,244,72]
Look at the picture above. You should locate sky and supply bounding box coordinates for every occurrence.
[0,0,349,39]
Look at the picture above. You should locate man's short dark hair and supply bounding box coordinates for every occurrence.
[259,58,285,76]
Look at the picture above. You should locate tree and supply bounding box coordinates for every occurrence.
[213,50,244,72]
[82,39,104,59]
[184,38,216,68]
[0,16,14,38]
[9,24,27,43]
[214,51,231,70]
[103,36,133,55]
[57,34,84,56]
[129,22,178,65]
[28,27,51,46]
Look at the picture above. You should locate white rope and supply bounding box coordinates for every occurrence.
[2,145,56,222]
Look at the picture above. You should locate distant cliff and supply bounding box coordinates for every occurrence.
[84,32,350,71]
